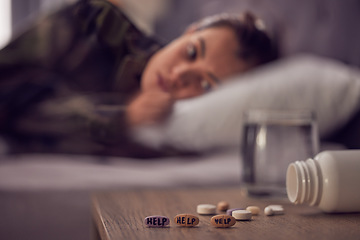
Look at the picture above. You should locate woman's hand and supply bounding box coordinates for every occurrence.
[126,91,174,127]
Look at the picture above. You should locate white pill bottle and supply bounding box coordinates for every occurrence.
[286,150,360,213]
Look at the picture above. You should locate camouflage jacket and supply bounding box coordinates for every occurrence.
[0,0,164,157]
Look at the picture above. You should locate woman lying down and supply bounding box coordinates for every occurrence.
[0,0,278,157]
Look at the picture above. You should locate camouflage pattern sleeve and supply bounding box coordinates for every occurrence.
[0,0,161,156]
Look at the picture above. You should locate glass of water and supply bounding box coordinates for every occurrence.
[241,110,319,197]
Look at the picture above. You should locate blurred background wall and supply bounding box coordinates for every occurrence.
[153,0,360,68]
[2,0,359,67]
[0,0,76,48]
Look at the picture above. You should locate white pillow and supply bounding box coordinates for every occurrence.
[132,54,360,152]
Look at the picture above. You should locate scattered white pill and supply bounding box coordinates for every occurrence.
[267,205,283,210]
[264,205,284,216]
[264,207,274,216]
[197,204,217,215]
[246,206,260,215]
[226,208,243,216]
[232,210,252,221]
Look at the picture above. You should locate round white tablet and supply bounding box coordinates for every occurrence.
[197,204,217,215]
[232,210,252,220]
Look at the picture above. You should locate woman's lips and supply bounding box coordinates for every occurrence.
[157,73,170,92]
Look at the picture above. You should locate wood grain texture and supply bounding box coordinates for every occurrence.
[92,187,360,240]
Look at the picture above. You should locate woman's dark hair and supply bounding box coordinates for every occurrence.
[190,11,278,67]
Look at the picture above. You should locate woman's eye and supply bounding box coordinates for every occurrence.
[200,80,212,91]
[186,43,197,61]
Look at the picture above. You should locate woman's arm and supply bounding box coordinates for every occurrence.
[0,1,135,155]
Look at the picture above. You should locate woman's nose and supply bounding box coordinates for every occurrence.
[170,65,200,88]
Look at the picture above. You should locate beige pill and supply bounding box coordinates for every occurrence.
[217,201,230,211]
[197,204,216,215]
[174,214,199,227]
[232,210,252,220]
[210,215,236,228]
[246,206,260,215]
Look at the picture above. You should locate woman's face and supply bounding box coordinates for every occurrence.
[141,26,249,100]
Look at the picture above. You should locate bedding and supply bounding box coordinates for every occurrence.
[132,54,360,152]
[0,151,241,190]
[0,151,241,239]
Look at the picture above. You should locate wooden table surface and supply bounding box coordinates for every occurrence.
[92,187,360,240]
